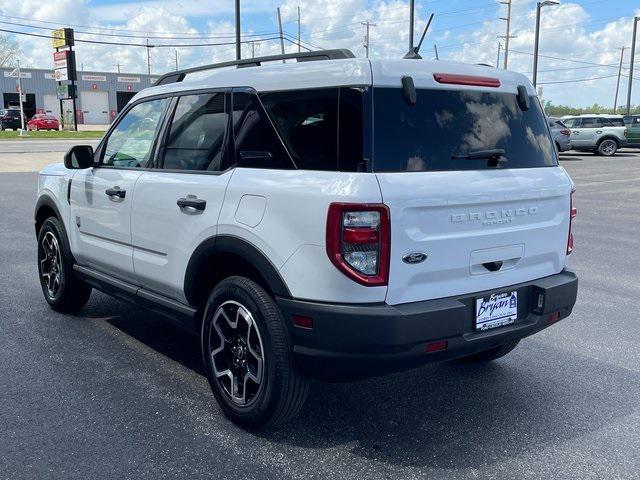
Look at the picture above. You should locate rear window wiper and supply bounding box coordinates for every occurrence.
[452,149,507,166]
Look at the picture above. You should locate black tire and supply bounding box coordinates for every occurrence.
[596,138,618,156]
[37,217,92,313]
[201,276,309,430]
[457,340,520,363]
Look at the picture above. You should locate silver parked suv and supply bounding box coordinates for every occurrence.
[562,114,627,156]
[547,117,571,152]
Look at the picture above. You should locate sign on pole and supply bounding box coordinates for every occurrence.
[51,28,74,49]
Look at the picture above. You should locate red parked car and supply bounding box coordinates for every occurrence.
[27,114,59,131]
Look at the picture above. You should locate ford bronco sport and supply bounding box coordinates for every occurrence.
[35,49,578,430]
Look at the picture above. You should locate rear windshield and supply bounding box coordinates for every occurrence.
[372,88,556,172]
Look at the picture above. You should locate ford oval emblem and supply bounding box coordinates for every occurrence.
[402,252,427,264]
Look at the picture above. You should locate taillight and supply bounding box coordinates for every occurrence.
[567,189,577,255]
[624,128,628,138]
[326,203,390,286]
[560,129,571,136]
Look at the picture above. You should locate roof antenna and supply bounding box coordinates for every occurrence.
[403,13,434,59]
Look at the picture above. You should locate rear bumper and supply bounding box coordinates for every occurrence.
[277,269,578,380]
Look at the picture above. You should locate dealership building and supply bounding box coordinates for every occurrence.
[1,67,157,125]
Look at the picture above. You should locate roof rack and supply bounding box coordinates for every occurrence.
[154,49,355,86]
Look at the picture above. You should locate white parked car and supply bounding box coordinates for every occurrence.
[35,50,578,430]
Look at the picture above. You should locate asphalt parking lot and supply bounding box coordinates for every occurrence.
[1,147,639,479]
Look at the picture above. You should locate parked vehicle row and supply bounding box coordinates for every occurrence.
[0,109,60,131]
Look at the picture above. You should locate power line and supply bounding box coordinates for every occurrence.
[0,27,282,48]
[0,18,278,40]
[0,12,276,37]
[538,74,618,85]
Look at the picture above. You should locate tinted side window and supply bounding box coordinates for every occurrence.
[581,118,597,128]
[102,98,169,168]
[232,92,293,170]
[162,93,228,171]
[260,88,339,171]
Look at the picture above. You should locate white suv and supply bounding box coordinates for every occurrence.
[35,50,578,430]
[562,114,628,156]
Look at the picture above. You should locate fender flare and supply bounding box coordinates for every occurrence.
[184,235,291,305]
[34,194,63,233]
[596,135,621,146]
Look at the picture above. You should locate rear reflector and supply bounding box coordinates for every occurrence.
[433,73,501,88]
[548,312,560,324]
[292,315,314,329]
[425,340,448,353]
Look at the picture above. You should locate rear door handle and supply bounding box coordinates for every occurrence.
[105,186,126,198]
[177,196,206,211]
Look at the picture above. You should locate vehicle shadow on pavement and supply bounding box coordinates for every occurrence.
[264,344,639,469]
[84,294,639,471]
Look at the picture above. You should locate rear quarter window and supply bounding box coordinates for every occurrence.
[372,88,556,172]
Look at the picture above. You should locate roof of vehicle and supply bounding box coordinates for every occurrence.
[563,113,623,118]
[133,57,536,103]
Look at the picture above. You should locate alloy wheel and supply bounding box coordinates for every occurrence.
[40,231,62,299]
[209,300,265,406]
[599,140,617,156]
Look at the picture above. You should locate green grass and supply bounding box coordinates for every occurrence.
[0,130,105,140]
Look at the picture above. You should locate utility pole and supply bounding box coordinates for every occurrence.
[174,49,179,71]
[409,0,415,50]
[626,16,639,115]
[499,0,512,69]
[277,7,285,61]
[146,39,151,75]
[613,47,625,113]
[496,42,502,68]
[362,21,376,58]
[113,63,121,73]
[297,6,301,53]
[235,0,241,60]
[434,44,439,60]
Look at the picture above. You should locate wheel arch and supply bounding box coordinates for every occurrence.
[34,194,63,235]
[184,235,291,311]
[597,135,620,147]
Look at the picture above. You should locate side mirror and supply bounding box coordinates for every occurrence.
[64,145,95,169]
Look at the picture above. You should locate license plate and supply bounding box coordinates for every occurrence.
[475,291,518,331]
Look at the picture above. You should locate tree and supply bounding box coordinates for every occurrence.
[0,34,20,68]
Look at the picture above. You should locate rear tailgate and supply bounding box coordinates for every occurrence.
[369,61,574,306]
[378,168,572,305]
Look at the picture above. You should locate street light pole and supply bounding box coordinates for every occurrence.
[626,16,639,115]
[14,59,26,136]
[533,1,560,88]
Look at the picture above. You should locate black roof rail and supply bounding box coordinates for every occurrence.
[154,49,355,86]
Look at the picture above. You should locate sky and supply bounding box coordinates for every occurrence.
[0,0,639,108]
